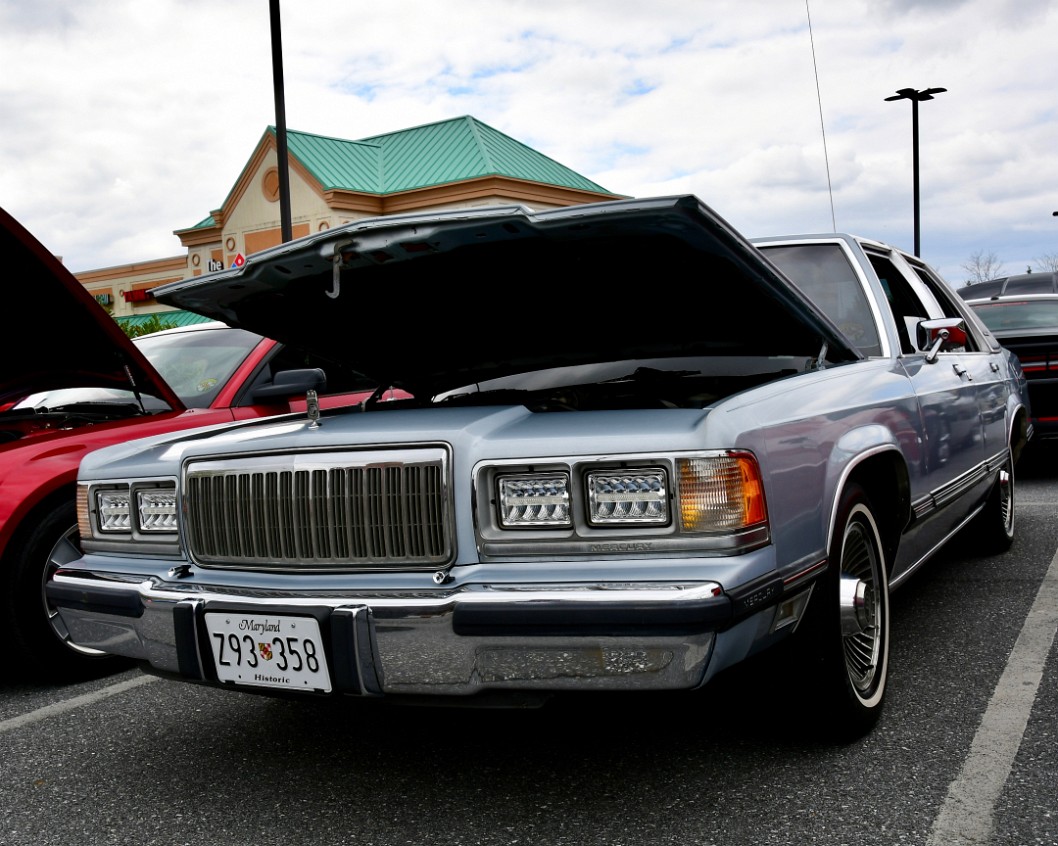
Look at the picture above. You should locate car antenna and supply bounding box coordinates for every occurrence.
[806,0,837,232]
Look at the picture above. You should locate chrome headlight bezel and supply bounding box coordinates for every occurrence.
[77,479,181,550]
[475,451,769,560]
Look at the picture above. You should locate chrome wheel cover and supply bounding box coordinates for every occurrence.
[41,524,108,657]
[839,511,884,699]
[998,464,1014,537]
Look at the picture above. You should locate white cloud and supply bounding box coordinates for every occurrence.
[1,0,1055,282]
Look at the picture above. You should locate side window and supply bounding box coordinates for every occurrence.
[757,243,883,356]
[867,253,932,354]
[907,263,983,353]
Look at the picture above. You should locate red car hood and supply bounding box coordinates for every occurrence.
[0,206,183,410]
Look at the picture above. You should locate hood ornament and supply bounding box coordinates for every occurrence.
[306,389,321,428]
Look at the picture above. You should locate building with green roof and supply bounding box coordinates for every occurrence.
[77,115,621,328]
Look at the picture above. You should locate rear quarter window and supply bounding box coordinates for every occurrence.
[759,243,883,357]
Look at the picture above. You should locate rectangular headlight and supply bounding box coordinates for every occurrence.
[137,488,178,532]
[497,474,572,527]
[89,483,178,536]
[96,488,132,533]
[586,468,669,525]
[677,453,767,532]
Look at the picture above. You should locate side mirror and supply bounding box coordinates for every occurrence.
[917,318,968,363]
[252,368,327,401]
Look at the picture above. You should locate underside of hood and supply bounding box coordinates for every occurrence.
[1,207,181,409]
[153,195,859,398]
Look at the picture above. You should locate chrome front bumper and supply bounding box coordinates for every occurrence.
[47,571,774,697]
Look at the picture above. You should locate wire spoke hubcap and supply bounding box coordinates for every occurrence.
[998,466,1013,533]
[839,520,882,695]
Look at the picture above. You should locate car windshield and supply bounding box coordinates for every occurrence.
[970,300,1058,332]
[135,325,263,408]
[14,325,264,414]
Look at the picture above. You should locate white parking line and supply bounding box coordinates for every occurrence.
[927,542,1058,845]
[0,673,158,735]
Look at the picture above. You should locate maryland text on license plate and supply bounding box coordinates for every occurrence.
[204,613,332,693]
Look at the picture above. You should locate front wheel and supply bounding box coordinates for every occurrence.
[804,484,890,740]
[6,499,123,680]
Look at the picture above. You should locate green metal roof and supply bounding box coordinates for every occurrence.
[115,310,214,330]
[279,116,613,195]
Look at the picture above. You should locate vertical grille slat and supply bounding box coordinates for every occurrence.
[183,450,450,571]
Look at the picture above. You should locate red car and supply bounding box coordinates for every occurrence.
[0,206,389,680]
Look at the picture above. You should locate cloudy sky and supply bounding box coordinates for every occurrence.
[2,0,1056,285]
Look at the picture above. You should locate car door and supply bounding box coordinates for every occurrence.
[862,246,991,578]
[902,256,1011,461]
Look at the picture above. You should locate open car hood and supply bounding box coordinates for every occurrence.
[153,195,859,398]
[1,206,182,410]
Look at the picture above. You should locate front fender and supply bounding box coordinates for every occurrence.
[824,426,911,557]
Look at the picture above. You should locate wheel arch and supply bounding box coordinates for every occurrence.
[1009,404,1030,464]
[0,482,77,569]
[826,446,909,573]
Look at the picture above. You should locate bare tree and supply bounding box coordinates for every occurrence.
[962,250,1006,285]
[1034,252,1058,273]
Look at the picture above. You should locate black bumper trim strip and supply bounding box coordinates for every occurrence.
[452,596,733,637]
[45,583,143,618]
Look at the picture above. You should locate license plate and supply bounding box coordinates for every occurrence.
[204,613,332,693]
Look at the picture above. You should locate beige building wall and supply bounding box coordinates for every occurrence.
[76,256,188,319]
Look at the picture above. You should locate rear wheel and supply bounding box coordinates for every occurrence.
[973,452,1015,553]
[805,484,890,740]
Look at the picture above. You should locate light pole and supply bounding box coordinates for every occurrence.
[885,87,946,257]
[269,0,292,244]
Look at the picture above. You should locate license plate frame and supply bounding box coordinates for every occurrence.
[204,612,332,693]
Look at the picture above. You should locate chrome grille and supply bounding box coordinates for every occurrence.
[184,449,451,570]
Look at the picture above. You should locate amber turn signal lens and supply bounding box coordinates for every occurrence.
[677,452,767,533]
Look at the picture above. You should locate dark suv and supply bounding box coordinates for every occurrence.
[960,272,1058,438]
